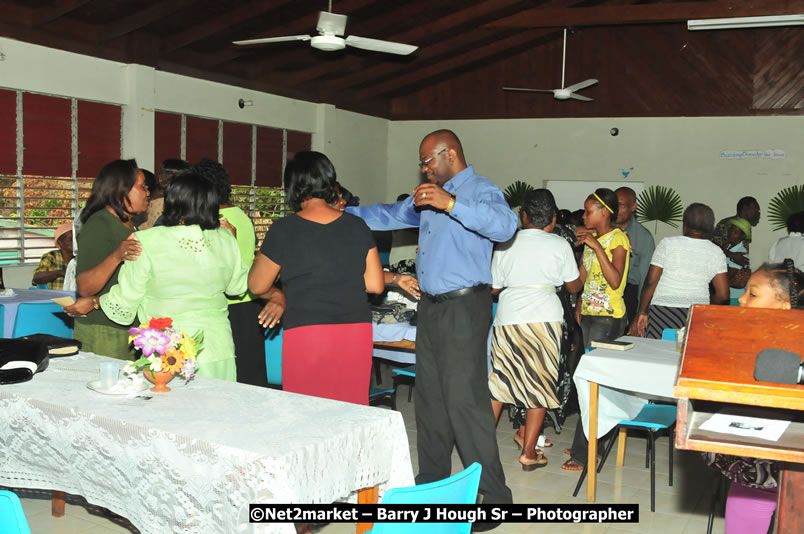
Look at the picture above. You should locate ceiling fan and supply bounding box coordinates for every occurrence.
[232,0,417,56]
[503,29,598,101]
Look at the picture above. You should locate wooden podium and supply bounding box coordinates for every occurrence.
[674,305,804,534]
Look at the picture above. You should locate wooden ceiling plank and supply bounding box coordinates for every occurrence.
[96,0,197,43]
[273,0,527,87]
[323,0,633,93]
[162,0,295,52]
[32,0,92,27]
[359,30,540,99]
[0,1,33,26]
[486,1,804,28]
[200,0,377,68]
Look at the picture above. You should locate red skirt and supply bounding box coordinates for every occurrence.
[282,322,373,405]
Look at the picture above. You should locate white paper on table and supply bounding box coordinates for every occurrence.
[699,413,790,441]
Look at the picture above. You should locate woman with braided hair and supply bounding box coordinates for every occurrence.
[704,258,803,534]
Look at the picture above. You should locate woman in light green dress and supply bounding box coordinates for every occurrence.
[100,172,249,381]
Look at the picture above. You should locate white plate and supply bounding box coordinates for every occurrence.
[87,379,149,395]
[0,289,16,297]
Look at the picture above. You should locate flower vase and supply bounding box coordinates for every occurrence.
[144,369,174,392]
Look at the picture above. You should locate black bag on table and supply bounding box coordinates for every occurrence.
[0,334,81,384]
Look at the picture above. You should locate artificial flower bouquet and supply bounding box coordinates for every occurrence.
[124,317,204,383]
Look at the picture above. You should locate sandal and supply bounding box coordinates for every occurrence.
[561,459,584,471]
[520,452,548,471]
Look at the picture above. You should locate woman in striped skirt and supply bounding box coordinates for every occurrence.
[630,203,730,338]
[488,189,582,471]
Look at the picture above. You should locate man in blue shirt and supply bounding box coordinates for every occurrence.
[349,130,516,528]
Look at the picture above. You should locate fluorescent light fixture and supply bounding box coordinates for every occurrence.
[688,14,804,30]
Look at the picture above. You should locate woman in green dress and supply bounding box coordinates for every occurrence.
[67,159,149,359]
[99,172,249,381]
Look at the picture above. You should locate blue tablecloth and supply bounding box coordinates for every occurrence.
[0,288,75,337]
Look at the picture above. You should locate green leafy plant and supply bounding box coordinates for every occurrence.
[503,181,536,209]
[636,185,683,231]
[768,185,804,232]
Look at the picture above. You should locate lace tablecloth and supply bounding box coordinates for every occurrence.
[0,353,414,533]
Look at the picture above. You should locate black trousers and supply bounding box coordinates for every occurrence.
[580,315,627,350]
[623,283,640,325]
[571,314,627,464]
[415,289,512,505]
[231,299,269,388]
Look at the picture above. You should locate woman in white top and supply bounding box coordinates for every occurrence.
[488,189,582,471]
[631,203,729,338]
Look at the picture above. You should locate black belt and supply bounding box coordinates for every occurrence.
[422,284,490,304]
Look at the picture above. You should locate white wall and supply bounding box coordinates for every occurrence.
[0,37,389,284]
[387,117,803,267]
[2,37,802,274]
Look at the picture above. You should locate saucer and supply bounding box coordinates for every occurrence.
[87,379,149,395]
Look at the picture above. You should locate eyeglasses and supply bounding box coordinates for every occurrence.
[418,148,447,170]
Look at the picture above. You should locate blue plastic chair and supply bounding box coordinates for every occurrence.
[573,403,676,512]
[0,490,32,534]
[378,250,391,267]
[12,302,73,338]
[264,326,283,386]
[661,328,676,341]
[391,364,416,402]
[369,462,482,534]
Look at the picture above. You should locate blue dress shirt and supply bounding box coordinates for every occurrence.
[347,165,517,295]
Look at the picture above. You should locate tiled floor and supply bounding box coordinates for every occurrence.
[9,363,726,533]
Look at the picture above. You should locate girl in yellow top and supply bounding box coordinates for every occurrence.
[576,188,631,348]
[563,188,632,472]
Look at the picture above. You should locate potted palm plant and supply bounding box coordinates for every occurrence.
[636,185,683,232]
[768,185,804,231]
[503,181,536,209]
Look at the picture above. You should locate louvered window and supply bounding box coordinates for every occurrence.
[0,90,121,265]
[155,111,311,244]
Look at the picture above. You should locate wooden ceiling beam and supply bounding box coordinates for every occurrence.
[96,0,197,43]
[358,30,543,99]
[32,0,92,27]
[161,0,295,52]
[485,1,804,29]
[323,0,628,93]
[273,0,528,87]
[0,1,33,26]
[200,0,377,68]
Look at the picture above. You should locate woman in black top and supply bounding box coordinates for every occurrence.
[248,152,384,405]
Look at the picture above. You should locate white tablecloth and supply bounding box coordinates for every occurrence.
[0,353,414,534]
[573,337,680,439]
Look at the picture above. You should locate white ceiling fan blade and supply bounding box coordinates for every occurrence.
[317,11,348,36]
[233,35,311,46]
[345,35,417,55]
[569,93,593,102]
[564,79,598,93]
[502,87,555,93]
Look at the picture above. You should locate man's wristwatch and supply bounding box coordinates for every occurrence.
[445,195,456,214]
